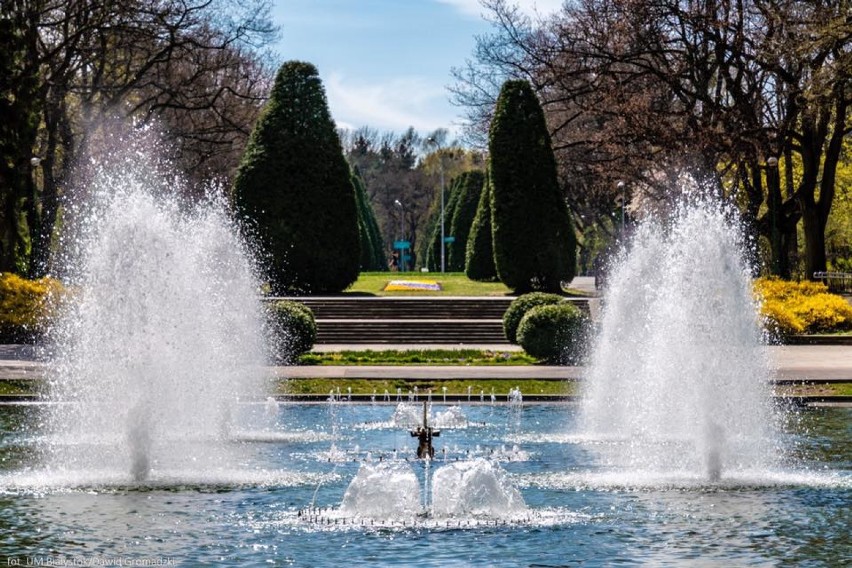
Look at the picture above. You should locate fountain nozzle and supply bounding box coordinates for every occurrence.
[411,401,440,459]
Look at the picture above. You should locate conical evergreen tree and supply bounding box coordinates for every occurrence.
[489,80,576,293]
[416,209,437,271]
[233,61,360,293]
[465,170,498,281]
[448,170,485,271]
[352,170,386,270]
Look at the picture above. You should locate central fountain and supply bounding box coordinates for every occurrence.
[307,401,532,527]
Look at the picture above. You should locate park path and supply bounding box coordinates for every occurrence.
[2,344,850,382]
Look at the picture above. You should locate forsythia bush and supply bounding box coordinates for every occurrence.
[754,277,852,336]
[0,273,66,342]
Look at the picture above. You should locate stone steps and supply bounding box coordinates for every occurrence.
[274,297,514,320]
[267,296,592,345]
[313,321,507,344]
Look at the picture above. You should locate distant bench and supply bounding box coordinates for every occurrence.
[814,272,852,293]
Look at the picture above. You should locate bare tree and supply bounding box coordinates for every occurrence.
[452,0,852,277]
[0,0,278,275]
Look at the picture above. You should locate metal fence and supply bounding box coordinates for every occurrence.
[814,272,852,293]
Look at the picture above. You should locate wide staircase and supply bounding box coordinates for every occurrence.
[272,297,591,345]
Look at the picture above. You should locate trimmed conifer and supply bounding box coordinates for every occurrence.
[448,170,485,271]
[465,171,497,281]
[352,171,386,270]
[233,61,360,293]
[488,80,576,293]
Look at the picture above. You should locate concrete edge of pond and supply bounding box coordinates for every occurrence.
[1,393,850,408]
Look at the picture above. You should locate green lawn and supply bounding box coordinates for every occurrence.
[344,272,513,296]
[2,378,851,398]
[278,377,576,397]
[343,271,593,296]
[299,349,535,366]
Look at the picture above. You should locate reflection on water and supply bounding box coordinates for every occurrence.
[0,404,849,565]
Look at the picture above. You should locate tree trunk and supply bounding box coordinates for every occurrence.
[765,162,789,278]
[801,207,827,278]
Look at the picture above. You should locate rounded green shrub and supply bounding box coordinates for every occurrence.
[502,292,564,344]
[269,300,317,363]
[516,303,588,364]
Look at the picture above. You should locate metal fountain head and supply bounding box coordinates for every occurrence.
[411,401,440,459]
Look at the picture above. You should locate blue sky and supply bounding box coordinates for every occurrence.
[271,1,563,138]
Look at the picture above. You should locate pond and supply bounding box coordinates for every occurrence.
[0,402,849,566]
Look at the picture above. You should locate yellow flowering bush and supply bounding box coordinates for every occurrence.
[754,277,852,336]
[0,272,66,342]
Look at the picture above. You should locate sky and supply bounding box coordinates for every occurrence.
[270,1,564,139]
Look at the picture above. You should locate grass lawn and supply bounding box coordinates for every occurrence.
[1,378,851,398]
[0,380,33,396]
[344,272,513,296]
[299,349,536,366]
[774,382,852,397]
[277,377,577,397]
[342,272,594,296]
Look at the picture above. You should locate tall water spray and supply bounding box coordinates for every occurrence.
[43,147,269,483]
[581,198,777,481]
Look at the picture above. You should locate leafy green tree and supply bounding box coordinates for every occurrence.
[489,79,576,293]
[352,169,386,270]
[465,171,497,281]
[0,8,39,274]
[234,61,359,294]
[448,170,485,271]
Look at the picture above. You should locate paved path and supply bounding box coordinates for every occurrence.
[2,344,851,382]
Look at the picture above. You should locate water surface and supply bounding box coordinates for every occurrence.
[0,403,848,565]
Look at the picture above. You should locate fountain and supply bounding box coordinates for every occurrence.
[339,461,422,520]
[0,159,848,564]
[431,458,527,518]
[580,197,777,482]
[410,401,440,459]
[40,145,270,485]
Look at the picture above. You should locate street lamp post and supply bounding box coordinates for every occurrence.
[426,137,445,272]
[394,199,405,272]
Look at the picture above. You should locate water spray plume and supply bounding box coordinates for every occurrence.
[582,195,777,482]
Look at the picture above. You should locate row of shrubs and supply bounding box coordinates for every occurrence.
[5,273,850,362]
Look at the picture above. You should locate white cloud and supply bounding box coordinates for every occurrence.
[325,72,457,135]
[435,0,564,19]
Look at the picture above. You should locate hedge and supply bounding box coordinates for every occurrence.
[755,277,852,337]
